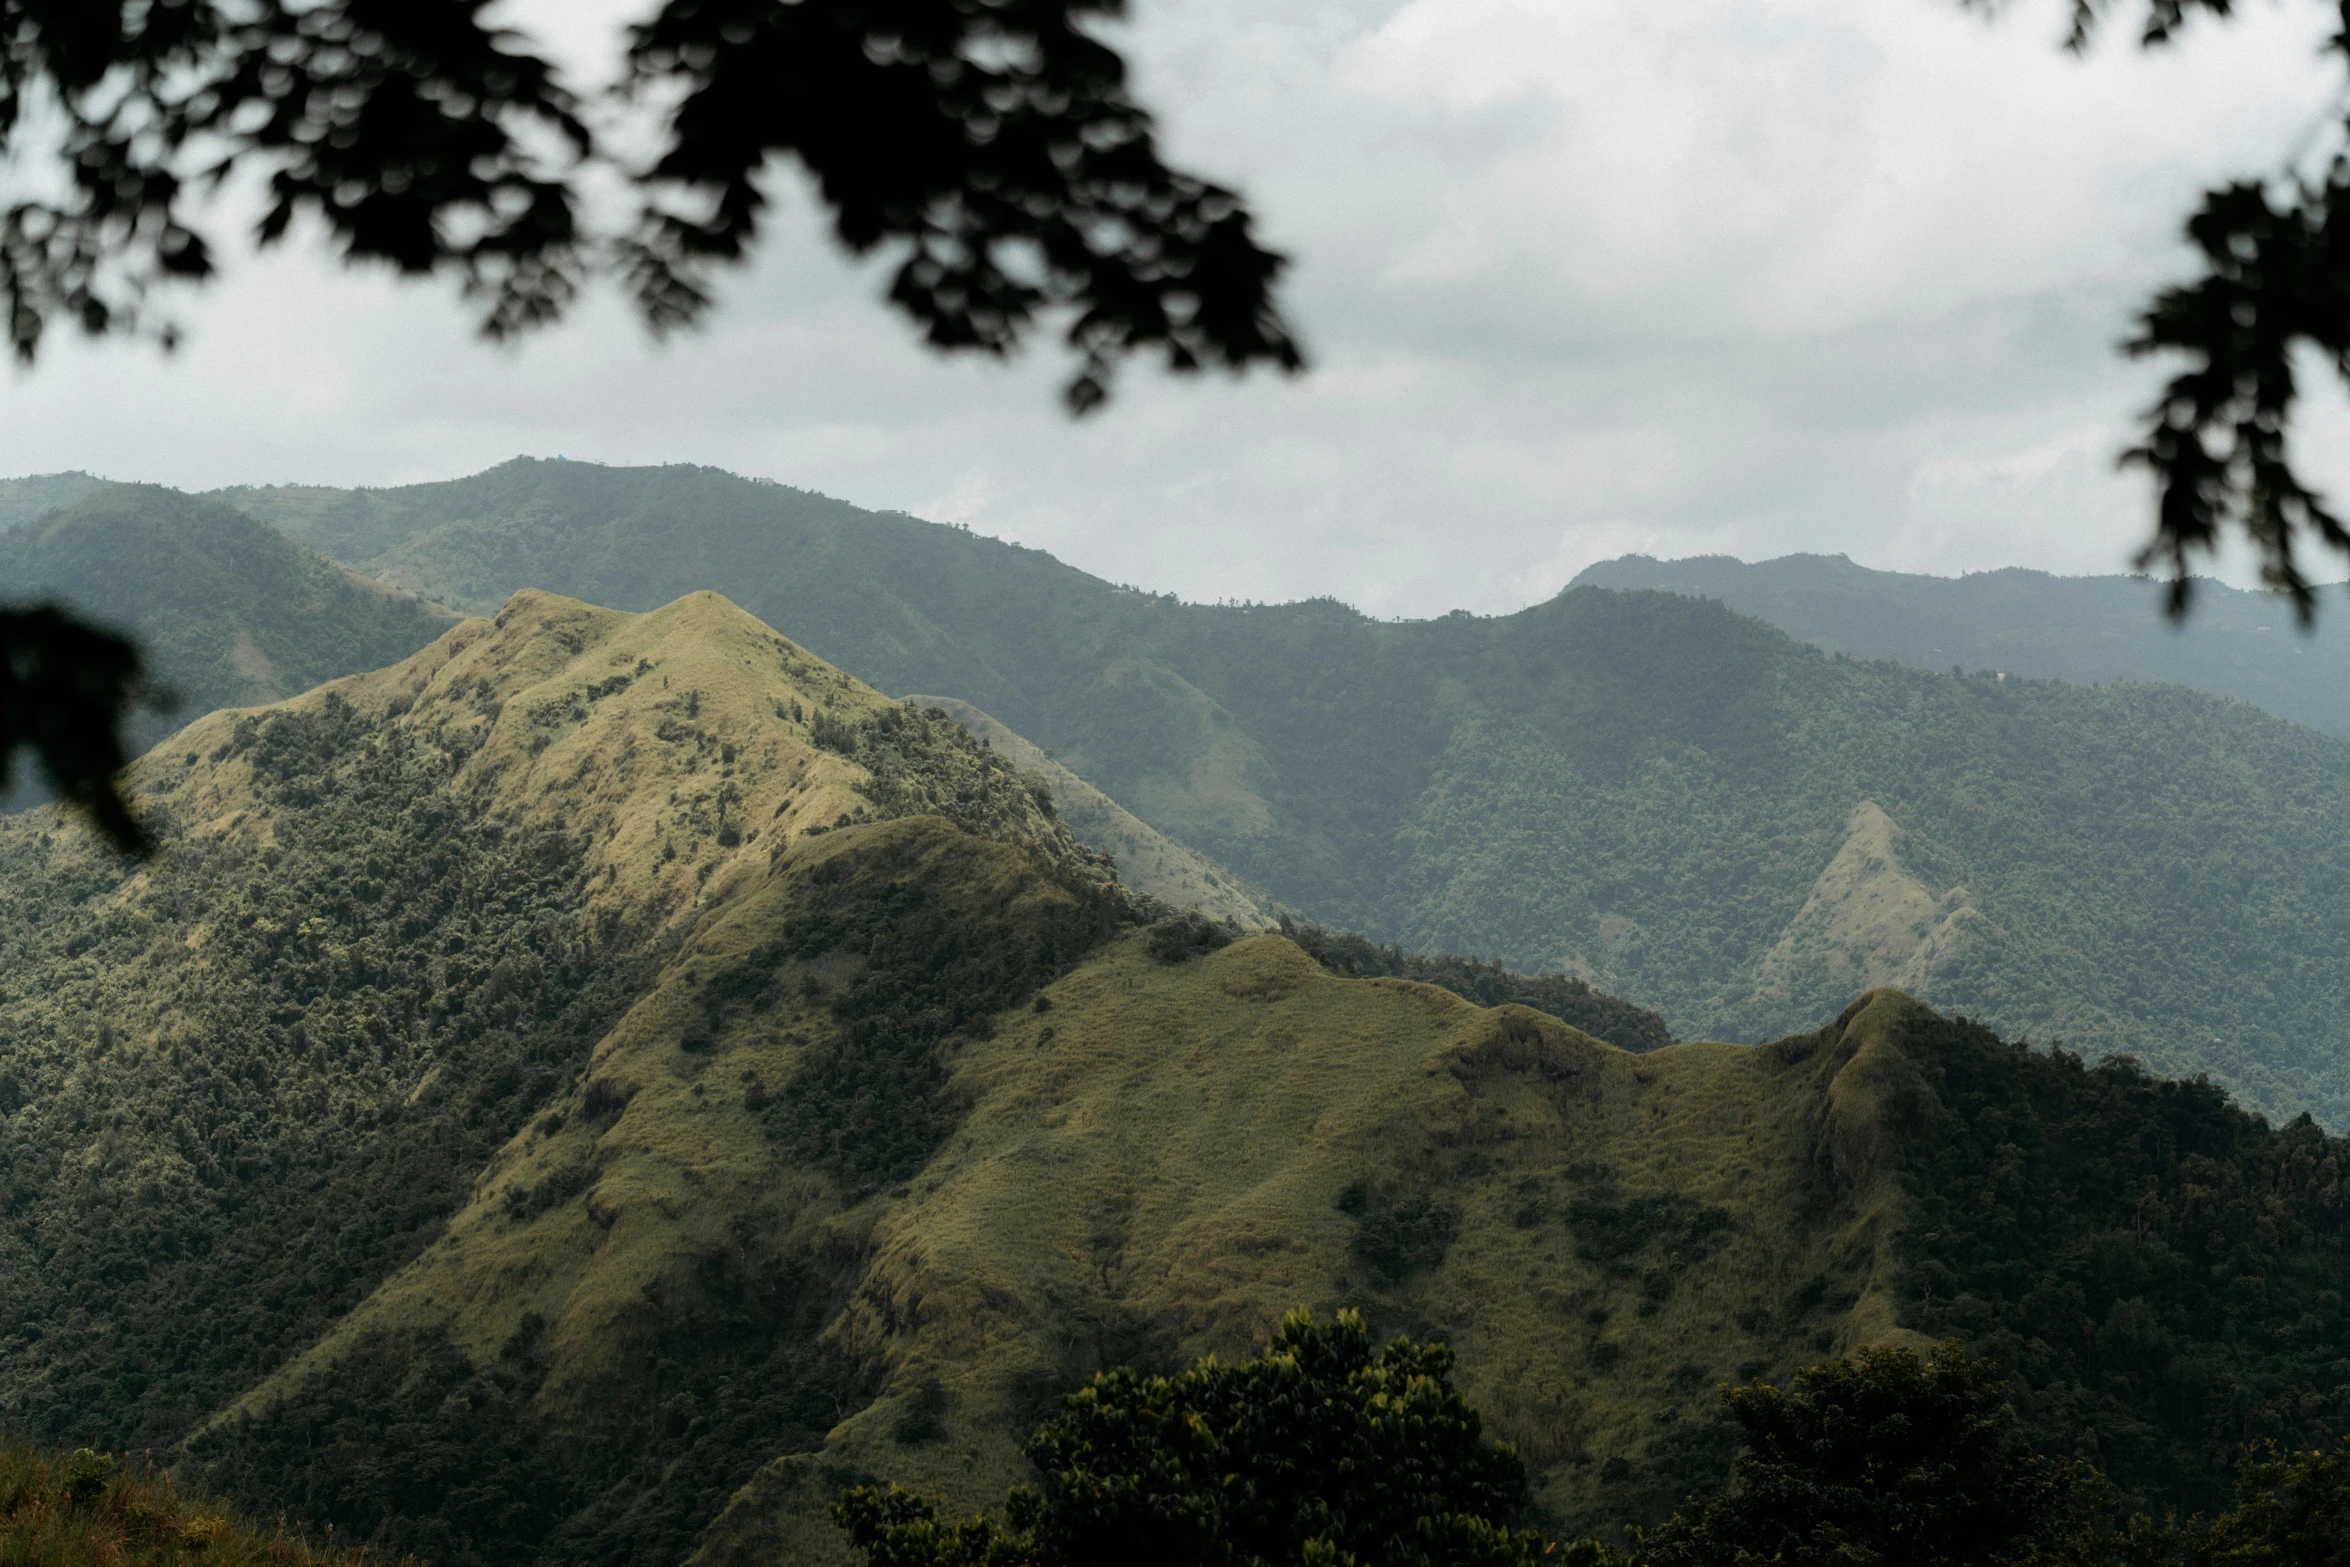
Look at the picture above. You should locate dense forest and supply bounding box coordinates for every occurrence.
[0,485,456,766]
[0,695,660,1449]
[218,460,2350,1126]
[1576,550,2350,739]
[1890,1008,2350,1516]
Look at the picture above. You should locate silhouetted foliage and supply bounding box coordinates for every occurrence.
[0,0,1306,802]
[837,1309,1545,1567]
[625,0,1304,414]
[0,603,168,851]
[1962,0,2350,617]
[0,0,1298,414]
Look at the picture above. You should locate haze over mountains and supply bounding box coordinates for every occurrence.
[0,483,456,762]
[195,461,2350,1123]
[3,589,2344,1567]
[10,461,2350,1127]
[1575,550,2350,739]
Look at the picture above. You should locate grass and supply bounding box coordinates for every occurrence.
[693,956,1933,1560]
[906,695,1283,930]
[207,809,1936,1563]
[15,587,1942,1566]
[0,1439,403,1567]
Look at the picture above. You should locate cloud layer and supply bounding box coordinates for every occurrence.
[0,0,2341,616]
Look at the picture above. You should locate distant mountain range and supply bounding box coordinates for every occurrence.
[1574,551,2350,738]
[201,460,2350,1125]
[0,470,106,532]
[4,593,2340,1565]
[12,462,2350,1126]
[0,482,457,765]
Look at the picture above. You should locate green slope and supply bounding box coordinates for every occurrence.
[224,459,2350,1126]
[905,693,1282,930]
[0,1436,393,1567]
[0,470,109,532]
[1575,550,2350,739]
[7,593,2348,1567]
[0,484,459,760]
[0,589,1110,1456]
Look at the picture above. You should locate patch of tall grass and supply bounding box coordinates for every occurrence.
[0,1440,408,1567]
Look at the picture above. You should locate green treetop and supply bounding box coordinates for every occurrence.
[837,1308,1543,1567]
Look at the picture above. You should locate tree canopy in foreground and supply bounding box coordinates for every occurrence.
[0,0,1300,414]
[1981,0,2350,619]
[839,1320,2350,1567]
[838,1309,1545,1567]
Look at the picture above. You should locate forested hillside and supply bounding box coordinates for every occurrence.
[221,460,2350,1126]
[0,471,107,532]
[2,590,2345,1566]
[0,485,457,761]
[1576,551,2350,738]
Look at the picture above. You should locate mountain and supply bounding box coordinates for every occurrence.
[222,460,2350,1127]
[3,592,2345,1565]
[0,470,109,533]
[906,694,1280,929]
[0,484,459,761]
[0,484,1273,935]
[1573,551,2350,739]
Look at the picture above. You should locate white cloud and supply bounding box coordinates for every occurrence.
[1,0,2342,617]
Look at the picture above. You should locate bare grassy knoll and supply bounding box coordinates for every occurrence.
[0,1438,400,1567]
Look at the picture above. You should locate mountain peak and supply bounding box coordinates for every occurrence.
[131,588,1095,933]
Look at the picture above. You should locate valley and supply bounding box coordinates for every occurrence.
[0,573,2342,1566]
[21,461,2350,1125]
[6,13,2348,1559]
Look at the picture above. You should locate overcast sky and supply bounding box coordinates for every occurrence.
[1,0,2343,617]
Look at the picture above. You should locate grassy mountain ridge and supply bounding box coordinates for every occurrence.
[209,460,2350,1126]
[1575,550,2350,739]
[5,587,2349,1564]
[192,960,2350,1565]
[0,587,1097,1454]
[203,900,1906,1565]
[0,587,1676,1560]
